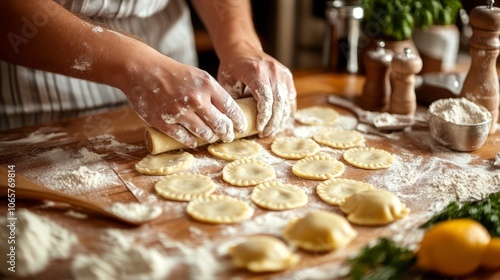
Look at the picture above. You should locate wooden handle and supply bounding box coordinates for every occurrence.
[146,97,259,155]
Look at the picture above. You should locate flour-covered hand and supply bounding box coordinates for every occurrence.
[218,49,296,137]
[123,55,247,149]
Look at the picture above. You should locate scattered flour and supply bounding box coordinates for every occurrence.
[0,209,77,276]
[64,210,88,219]
[429,97,491,124]
[0,130,67,145]
[106,202,162,223]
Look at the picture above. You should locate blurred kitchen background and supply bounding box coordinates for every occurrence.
[189,0,499,77]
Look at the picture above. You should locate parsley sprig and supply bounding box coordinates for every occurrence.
[420,192,500,237]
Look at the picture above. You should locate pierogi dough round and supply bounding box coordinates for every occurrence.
[294,106,339,125]
[316,178,373,206]
[292,155,345,180]
[342,147,394,170]
[228,235,300,272]
[222,159,276,187]
[282,210,357,252]
[154,173,216,201]
[135,152,194,175]
[251,181,308,210]
[208,139,261,161]
[186,195,251,224]
[312,128,364,149]
[339,188,410,226]
[271,136,320,159]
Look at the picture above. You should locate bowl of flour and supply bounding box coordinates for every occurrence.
[428,98,492,152]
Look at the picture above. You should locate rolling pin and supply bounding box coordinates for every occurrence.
[145,97,259,154]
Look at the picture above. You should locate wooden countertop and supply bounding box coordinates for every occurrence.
[1,71,499,279]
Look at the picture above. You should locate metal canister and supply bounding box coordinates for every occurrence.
[323,0,363,73]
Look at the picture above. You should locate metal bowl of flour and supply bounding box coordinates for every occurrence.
[428,98,492,152]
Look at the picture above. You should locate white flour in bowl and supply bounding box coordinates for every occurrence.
[428,97,491,125]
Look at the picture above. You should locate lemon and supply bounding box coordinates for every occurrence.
[416,218,491,276]
[482,237,500,270]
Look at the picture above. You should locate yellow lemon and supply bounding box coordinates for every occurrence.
[482,237,500,270]
[417,218,491,276]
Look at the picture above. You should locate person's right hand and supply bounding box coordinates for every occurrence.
[121,51,248,149]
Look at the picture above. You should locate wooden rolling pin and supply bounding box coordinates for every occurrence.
[145,97,259,154]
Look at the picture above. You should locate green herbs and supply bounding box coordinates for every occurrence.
[420,192,500,237]
[361,0,462,41]
[347,238,418,280]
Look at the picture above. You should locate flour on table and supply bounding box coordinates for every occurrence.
[0,130,67,145]
[0,209,77,276]
[106,202,162,223]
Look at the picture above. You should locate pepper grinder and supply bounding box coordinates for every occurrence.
[459,0,500,134]
[390,48,423,116]
[360,41,394,112]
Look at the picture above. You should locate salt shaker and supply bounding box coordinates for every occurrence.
[459,0,500,134]
[390,48,423,116]
[360,41,394,111]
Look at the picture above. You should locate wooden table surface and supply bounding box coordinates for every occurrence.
[1,71,499,279]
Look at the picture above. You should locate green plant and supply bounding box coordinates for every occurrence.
[361,0,463,41]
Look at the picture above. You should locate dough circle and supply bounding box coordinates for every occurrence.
[154,173,216,201]
[207,139,261,161]
[282,210,357,252]
[251,181,308,210]
[294,106,339,125]
[316,178,373,206]
[271,136,320,159]
[313,128,364,149]
[339,188,411,226]
[292,155,345,180]
[186,195,250,224]
[228,235,300,272]
[135,152,194,175]
[222,159,276,187]
[343,147,394,170]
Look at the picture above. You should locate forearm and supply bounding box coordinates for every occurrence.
[190,0,262,59]
[0,0,150,91]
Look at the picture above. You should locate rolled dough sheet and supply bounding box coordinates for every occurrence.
[145,98,259,154]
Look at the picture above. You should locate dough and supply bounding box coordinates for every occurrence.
[339,189,410,226]
[282,210,357,252]
[316,178,373,206]
[135,152,194,175]
[222,159,276,187]
[208,139,261,161]
[271,136,320,159]
[292,155,345,180]
[145,97,259,154]
[312,128,364,149]
[186,195,250,224]
[343,147,394,170]
[294,106,339,125]
[154,173,216,201]
[251,181,308,210]
[228,235,300,272]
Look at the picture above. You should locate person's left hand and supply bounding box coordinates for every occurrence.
[217,46,297,138]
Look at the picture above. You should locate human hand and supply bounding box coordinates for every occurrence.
[123,54,247,149]
[217,47,297,137]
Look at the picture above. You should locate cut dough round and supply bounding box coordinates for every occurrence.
[294,106,339,125]
[282,210,357,252]
[316,178,373,206]
[207,139,261,161]
[251,181,308,210]
[228,235,300,272]
[313,128,364,149]
[292,155,345,180]
[222,159,276,187]
[186,195,250,224]
[271,136,320,159]
[135,152,194,175]
[154,173,216,201]
[343,147,394,170]
[339,188,411,226]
